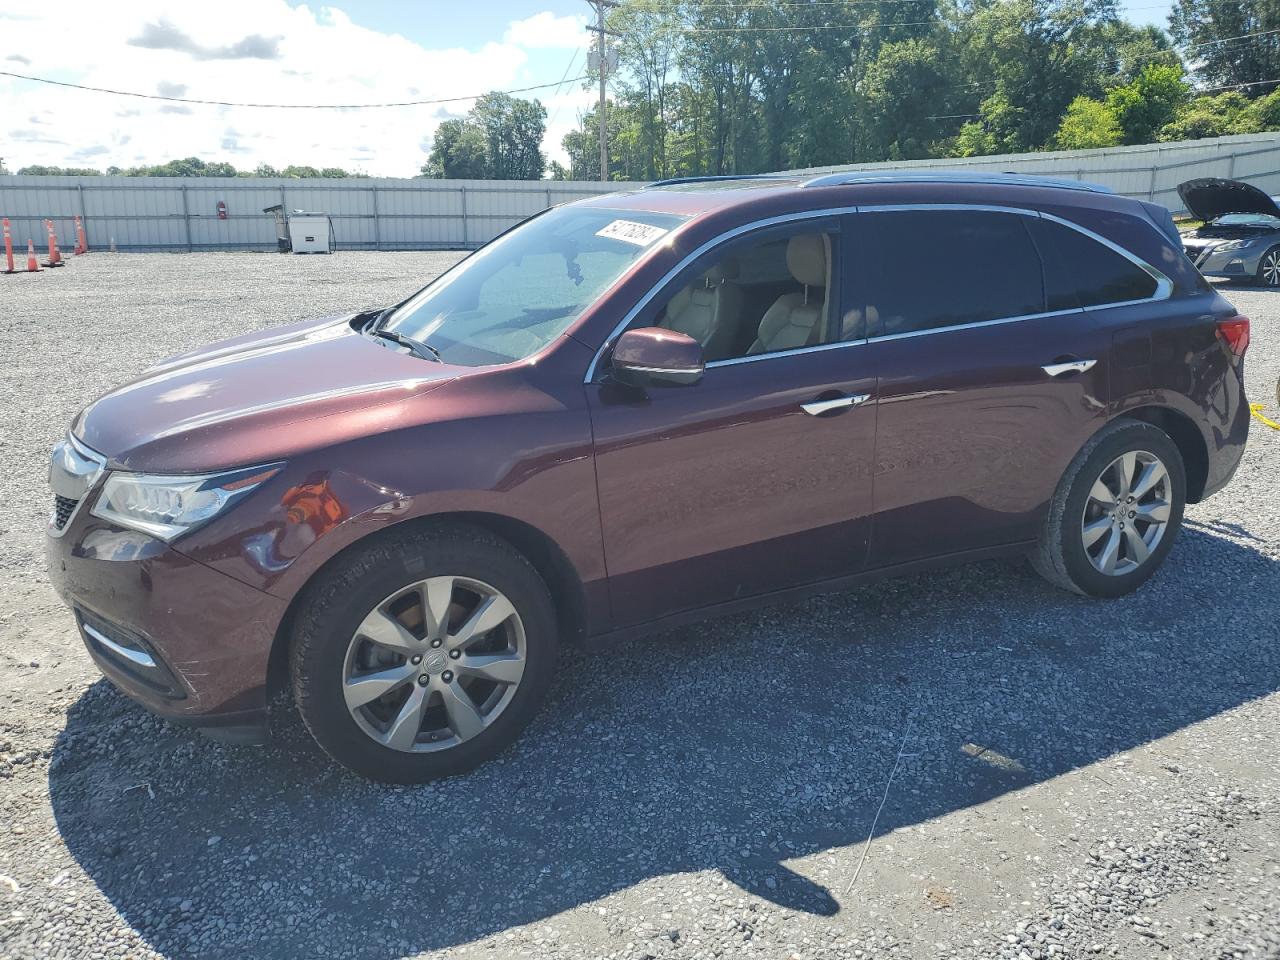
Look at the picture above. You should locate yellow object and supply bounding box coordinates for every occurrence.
[1250,403,1280,431]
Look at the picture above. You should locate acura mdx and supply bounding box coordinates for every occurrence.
[47,171,1250,782]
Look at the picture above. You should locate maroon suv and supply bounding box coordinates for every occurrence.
[47,172,1250,782]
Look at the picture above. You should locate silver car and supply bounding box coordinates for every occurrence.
[1179,177,1280,286]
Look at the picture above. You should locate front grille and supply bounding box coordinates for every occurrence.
[52,495,78,531]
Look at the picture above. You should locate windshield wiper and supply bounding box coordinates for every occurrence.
[366,327,443,363]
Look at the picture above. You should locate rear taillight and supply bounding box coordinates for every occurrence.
[1216,315,1250,357]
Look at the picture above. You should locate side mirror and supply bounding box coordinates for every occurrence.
[611,327,704,387]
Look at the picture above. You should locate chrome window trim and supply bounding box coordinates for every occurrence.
[583,202,1174,382]
[864,306,1085,344]
[706,337,865,369]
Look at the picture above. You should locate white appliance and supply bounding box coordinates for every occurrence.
[286,213,333,254]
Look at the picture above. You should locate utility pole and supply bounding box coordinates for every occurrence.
[586,0,619,182]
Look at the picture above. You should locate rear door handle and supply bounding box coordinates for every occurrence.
[1041,359,1097,377]
[801,393,870,416]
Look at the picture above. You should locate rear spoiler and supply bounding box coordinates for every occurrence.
[1140,200,1184,249]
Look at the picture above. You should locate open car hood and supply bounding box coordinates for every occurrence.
[1178,177,1280,222]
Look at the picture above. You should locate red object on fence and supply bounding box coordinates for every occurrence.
[2,219,14,274]
[216,200,228,220]
[44,220,62,267]
[74,216,88,255]
[26,239,42,272]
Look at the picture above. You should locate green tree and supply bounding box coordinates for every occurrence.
[420,94,546,180]
[1054,96,1123,148]
[15,165,103,175]
[1159,92,1257,139]
[421,118,491,178]
[860,38,954,161]
[473,92,547,180]
[1170,0,1280,95]
[1105,64,1187,143]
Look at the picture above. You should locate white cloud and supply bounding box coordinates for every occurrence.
[503,12,587,50]
[0,2,589,176]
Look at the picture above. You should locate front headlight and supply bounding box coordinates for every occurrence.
[1215,239,1250,252]
[91,464,283,541]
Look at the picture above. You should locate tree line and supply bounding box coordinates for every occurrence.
[12,158,356,178]
[556,0,1280,179]
[8,0,1277,181]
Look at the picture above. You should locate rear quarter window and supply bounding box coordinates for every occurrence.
[1027,216,1159,308]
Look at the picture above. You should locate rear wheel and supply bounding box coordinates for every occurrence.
[1256,246,1280,286]
[291,523,557,783]
[1032,420,1185,598]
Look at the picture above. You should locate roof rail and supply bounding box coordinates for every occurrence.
[644,174,793,189]
[799,170,1113,194]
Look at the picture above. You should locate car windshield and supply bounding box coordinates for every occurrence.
[1212,213,1280,226]
[383,206,688,366]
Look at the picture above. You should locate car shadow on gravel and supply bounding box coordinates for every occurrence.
[48,527,1280,959]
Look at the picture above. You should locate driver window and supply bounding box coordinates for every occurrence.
[652,228,836,363]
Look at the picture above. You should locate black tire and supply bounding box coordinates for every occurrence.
[1031,419,1186,598]
[291,522,558,783]
[1256,245,1280,287]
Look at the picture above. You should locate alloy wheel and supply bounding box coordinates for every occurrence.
[341,576,526,752]
[1262,249,1280,286]
[1080,450,1172,576]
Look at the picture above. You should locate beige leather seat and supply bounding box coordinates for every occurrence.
[661,257,743,361]
[747,234,830,355]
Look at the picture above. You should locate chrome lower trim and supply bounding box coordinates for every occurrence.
[83,622,158,670]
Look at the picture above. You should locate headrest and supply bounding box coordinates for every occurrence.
[786,234,827,287]
[704,254,740,284]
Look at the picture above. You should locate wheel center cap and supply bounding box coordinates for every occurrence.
[422,650,449,675]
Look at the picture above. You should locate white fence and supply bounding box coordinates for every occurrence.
[3,132,1279,253]
[0,177,635,253]
[788,132,1280,213]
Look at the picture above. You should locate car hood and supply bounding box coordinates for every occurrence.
[74,313,458,473]
[1177,177,1280,222]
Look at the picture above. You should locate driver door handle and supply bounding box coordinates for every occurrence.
[801,393,870,416]
[1042,359,1097,377]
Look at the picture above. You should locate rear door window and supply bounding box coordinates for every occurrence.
[1026,216,1158,308]
[862,210,1045,337]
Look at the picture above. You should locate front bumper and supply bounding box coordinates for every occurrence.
[1184,242,1265,279]
[47,513,289,740]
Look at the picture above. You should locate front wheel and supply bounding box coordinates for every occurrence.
[1256,245,1280,287]
[1032,420,1185,598]
[291,523,558,783]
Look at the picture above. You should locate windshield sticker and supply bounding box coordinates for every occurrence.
[595,219,670,247]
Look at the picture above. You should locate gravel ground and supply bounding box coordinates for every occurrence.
[0,252,1278,960]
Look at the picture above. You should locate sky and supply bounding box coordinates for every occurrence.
[0,0,1174,179]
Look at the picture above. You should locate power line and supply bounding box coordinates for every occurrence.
[546,46,587,132]
[0,70,592,109]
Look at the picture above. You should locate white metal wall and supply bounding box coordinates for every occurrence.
[0,177,634,253]
[3,132,1278,253]
[788,132,1280,211]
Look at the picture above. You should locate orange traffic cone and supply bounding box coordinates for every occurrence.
[26,239,42,272]
[73,216,87,255]
[44,220,62,267]
[2,218,15,274]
